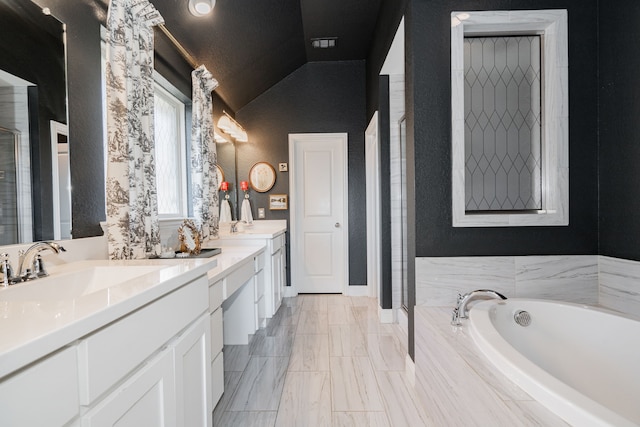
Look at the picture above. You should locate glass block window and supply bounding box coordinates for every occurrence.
[463,36,542,212]
[154,84,187,217]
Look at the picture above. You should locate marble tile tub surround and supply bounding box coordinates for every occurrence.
[416,255,640,318]
[414,307,569,426]
[416,255,599,307]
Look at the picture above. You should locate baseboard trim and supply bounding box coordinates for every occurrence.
[378,308,394,324]
[347,285,369,297]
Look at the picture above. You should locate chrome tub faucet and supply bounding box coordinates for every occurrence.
[451,289,507,326]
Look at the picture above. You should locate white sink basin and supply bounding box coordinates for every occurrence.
[0,265,163,301]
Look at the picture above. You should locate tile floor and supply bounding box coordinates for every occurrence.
[213,294,430,426]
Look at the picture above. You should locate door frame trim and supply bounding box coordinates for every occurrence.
[365,112,381,301]
[288,132,349,295]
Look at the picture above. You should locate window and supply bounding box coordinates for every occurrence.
[451,10,568,227]
[154,81,188,217]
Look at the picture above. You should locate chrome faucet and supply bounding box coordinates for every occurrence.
[230,221,238,233]
[451,289,507,325]
[16,242,66,282]
[1,253,15,287]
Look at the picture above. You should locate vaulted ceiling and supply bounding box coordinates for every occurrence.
[151,0,383,112]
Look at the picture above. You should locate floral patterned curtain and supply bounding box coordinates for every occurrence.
[105,0,164,259]
[191,65,220,240]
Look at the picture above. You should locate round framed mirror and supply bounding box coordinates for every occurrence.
[248,162,276,192]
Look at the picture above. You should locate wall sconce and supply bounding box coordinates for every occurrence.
[217,111,248,142]
[189,0,215,17]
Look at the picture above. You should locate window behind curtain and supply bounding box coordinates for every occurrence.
[154,84,187,217]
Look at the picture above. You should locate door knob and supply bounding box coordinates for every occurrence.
[335,222,340,228]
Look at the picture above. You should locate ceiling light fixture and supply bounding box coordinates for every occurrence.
[189,0,215,17]
[217,111,248,142]
[311,37,338,49]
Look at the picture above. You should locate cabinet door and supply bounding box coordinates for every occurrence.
[81,349,175,427]
[271,248,281,315]
[174,314,212,427]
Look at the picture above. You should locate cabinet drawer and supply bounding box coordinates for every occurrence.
[81,348,175,427]
[254,269,265,302]
[0,346,79,426]
[210,307,223,358]
[211,351,224,408]
[223,260,254,299]
[255,251,266,272]
[78,276,208,405]
[271,234,283,253]
[209,279,223,310]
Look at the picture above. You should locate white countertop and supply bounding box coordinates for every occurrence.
[203,245,265,283]
[215,220,286,240]
[0,256,219,380]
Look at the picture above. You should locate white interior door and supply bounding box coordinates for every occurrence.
[289,133,348,294]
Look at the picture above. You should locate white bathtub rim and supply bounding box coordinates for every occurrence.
[468,298,637,427]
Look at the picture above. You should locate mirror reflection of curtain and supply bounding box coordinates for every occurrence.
[191,65,220,239]
[105,0,164,260]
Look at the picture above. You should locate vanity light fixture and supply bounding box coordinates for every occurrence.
[217,111,248,142]
[188,0,215,17]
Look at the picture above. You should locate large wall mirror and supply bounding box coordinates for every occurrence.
[0,0,68,244]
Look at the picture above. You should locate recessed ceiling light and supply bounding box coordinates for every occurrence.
[189,0,215,17]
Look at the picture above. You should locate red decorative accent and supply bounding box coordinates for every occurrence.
[220,181,228,191]
[240,181,249,191]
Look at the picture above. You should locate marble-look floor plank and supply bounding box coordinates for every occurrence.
[296,310,329,334]
[332,412,391,427]
[228,356,289,411]
[213,371,243,426]
[250,328,296,357]
[375,371,430,426]
[328,304,356,325]
[329,324,368,357]
[288,333,330,372]
[275,372,332,427]
[330,356,385,412]
[224,345,252,372]
[366,333,406,371]
[215,410,277,427]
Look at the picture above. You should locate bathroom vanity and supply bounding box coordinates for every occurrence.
[213,220,287,324]
[0,257,216,426]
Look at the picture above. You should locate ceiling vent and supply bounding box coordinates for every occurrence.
[311,37,338,49]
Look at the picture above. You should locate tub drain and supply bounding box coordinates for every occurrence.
[514,310,531,327]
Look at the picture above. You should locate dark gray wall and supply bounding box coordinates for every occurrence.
[598,1,640,261]
[237,61,368,286]
[406,0,599,258]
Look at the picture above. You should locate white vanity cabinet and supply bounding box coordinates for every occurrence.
[215,226,287,321]
[0,346,80,426]
[80,275,212,427]
[0,258,217,427]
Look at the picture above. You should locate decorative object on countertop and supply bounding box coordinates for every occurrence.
[240,181,253,224]
[249,162,276,192]
[269,194,288,210]
[105,0,164,260]
[178,219,202,255]
[191,64,220,240]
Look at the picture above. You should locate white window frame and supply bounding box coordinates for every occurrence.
[154,80,188,219]
[451,10,568,227]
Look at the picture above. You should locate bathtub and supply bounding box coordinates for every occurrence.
[468,299,640,427]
